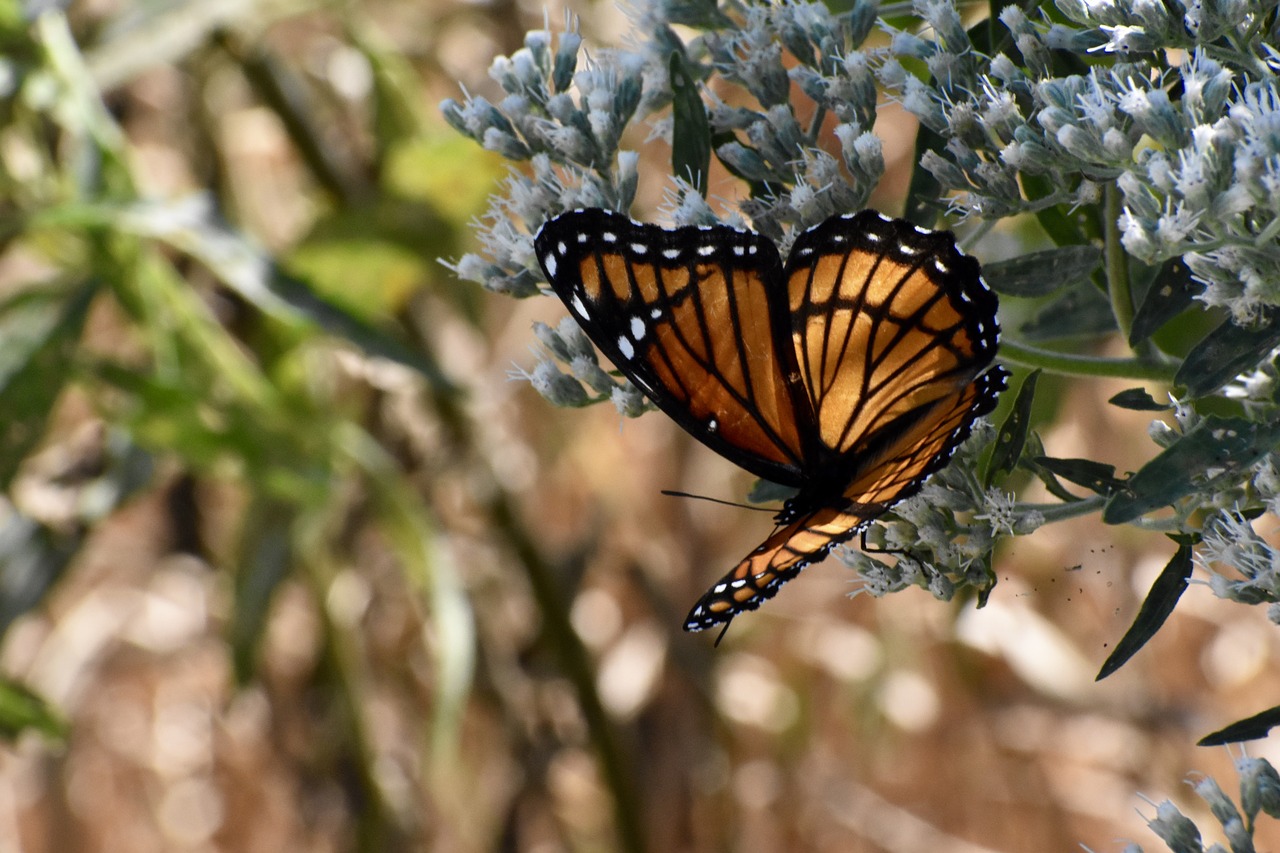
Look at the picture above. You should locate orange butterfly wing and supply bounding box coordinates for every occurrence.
[534,209,812,486]
[683,212,1006,631]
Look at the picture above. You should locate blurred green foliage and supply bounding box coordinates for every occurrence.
[0,3,507,847]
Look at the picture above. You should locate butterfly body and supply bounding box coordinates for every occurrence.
[534,208,1007,633]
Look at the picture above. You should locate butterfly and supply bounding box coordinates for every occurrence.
[534,208,1007,633]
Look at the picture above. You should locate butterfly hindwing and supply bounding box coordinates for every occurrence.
[682,367,1007,632]
[535,209,809,486]
[684,505,867,631]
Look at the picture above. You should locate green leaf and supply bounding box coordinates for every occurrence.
[0,677,66,741]
[985,369,1039,486]
[981,246,1101,298]
[1103,417,1280,524]
[1096,542,1193,680]
[903,123,947,228]
[1021,433,1082,502]
[94,362,245,469]
[1018,282,1115,341]
[1199,705,1280,746]
[1175,313,1280,398]
[111,198,457,393]
[1108,388,1170,411]
[1033,456,1124,495]
[229,499,294,684]
[669,51,711,198]
[268,268,456,392]
[0,280,97,489]
[1129,257,1198,346]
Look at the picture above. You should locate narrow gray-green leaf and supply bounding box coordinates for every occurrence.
[669,50,711,198]
[1108,388,1170,411]
[1018,283,1115,341]
[0,515,80,637]
[982,246,1101,298]
[1175,313,1280,397]
[1034,457,1124,495]
[1103,417,1280,524]
[1199,705,1280,746]
[985,369,1038,486]
[1129,258,1198,346]
[1096,542,1192,680]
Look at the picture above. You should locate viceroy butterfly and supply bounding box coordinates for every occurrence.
[534,208,1007,634]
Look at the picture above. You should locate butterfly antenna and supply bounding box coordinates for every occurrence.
[714,619,733,647]
[661,489,775,512]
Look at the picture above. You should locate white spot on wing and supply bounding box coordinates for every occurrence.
[663,247,681,259]
[571,294,588,317]
[631,242,648,254]
[544,254,558,276]
[650,307,662,319]
[602,231,618,243]
[630,316,645,340]
[934,258,951,274]
[618,336,634,359]
[697,244,716,256]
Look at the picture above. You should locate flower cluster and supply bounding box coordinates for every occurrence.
[878,3,1280,322]
[1108,757,1280,853]
[443,0,887,408]
[1198,510,1280,606]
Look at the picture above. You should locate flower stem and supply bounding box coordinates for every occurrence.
[1105,182,1134,342]
[999,339,1178,382]
[1016,495,1107,523]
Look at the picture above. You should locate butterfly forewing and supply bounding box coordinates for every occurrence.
[536,209,809,485]
[787,212,1000,458]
